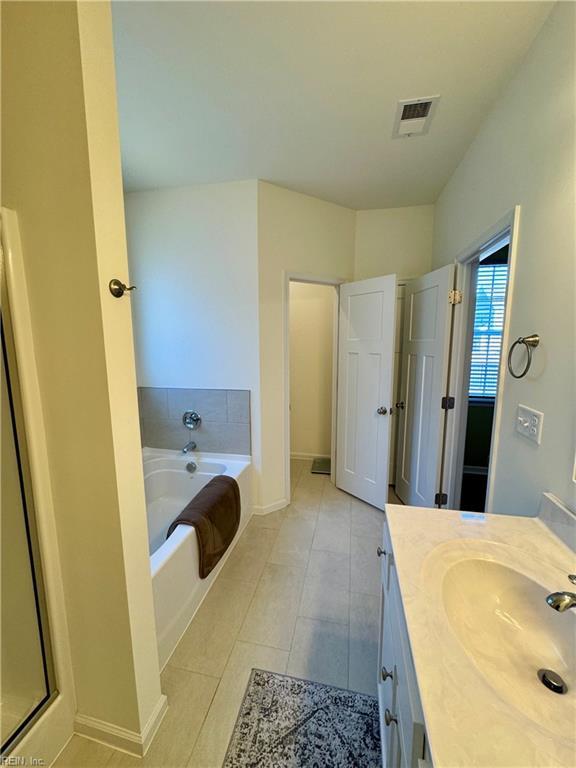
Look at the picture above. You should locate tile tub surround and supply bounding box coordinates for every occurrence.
[138,387,251,454]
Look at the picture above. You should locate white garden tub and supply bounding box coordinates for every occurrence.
[143,447,252,668]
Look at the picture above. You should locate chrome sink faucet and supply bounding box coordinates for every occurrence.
[546,577,576,612]
[182,440,197,454]
[546,592,576,612]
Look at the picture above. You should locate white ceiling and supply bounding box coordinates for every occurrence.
[112,1,552,209]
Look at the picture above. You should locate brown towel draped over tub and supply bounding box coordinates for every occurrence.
[166,475,241,579]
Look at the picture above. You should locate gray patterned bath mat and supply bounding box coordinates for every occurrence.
[223,669,381,768]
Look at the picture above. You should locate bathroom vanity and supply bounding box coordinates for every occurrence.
[378,503,575,768]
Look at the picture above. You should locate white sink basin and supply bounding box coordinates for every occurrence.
[441,557,575,738]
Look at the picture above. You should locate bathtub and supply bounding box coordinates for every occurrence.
[143,447,252,668]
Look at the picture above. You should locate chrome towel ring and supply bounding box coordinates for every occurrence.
[507,334,540,379]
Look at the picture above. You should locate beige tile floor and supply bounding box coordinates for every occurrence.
[54,461,403,768]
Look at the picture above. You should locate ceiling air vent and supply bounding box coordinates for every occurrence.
[393,96,440,138]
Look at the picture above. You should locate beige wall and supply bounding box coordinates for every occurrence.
[124,181,261,491]
[258,181,356,509]
[433,1,576,514]
[2,0,163,746]
[354,205,434,280]
[125,182,259,391]
[289,283,335,458]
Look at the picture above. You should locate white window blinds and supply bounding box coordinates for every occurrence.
[469,263,508,398]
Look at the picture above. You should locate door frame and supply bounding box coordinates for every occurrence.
[389,279,412,487]
[444,206,521,512]
[283,271,345,502]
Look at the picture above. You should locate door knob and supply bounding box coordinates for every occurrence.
[384,709,397,726]
[395,401,405,410]
[376,406,388,415]
[377,547,387,557]
[109,278,137,298]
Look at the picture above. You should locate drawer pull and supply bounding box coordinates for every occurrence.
[384,708,398,727]
[377,546,387,558]
[381,666,393,682]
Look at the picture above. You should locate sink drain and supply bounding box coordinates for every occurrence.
[537,669,568,694]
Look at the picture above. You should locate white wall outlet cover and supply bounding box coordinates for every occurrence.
[516,403,544,445]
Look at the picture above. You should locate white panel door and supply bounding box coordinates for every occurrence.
[336,275,396,509]
[395,265,455,507]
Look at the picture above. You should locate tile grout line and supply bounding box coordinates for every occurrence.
[287,463,326,660]
[292,471,353,688]
[183,672,222,768]
[287,464,319,660]
[185,517,285,766]
[347,486,353,691]
[163,663,221,681]
[236,525,282,641]
[318,477,354,691]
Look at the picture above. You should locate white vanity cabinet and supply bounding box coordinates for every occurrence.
[378,520,430,768]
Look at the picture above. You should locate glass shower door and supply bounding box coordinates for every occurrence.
[1,280,56,754]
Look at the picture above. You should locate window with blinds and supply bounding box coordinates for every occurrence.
[469,263,509,398]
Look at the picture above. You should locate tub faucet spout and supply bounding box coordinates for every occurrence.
[182,440,197,454]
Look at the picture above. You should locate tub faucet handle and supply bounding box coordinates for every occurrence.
[183,411,202,430]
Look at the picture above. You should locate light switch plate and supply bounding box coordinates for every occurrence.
[516,404,544,444]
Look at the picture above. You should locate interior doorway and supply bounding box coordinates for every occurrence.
[284,275,341,498]
[453,234,511,512]
[394,208,518,513]
[288,281,337,474]
[284,272,400,511]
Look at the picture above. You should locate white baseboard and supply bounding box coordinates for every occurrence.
[252,498,289,515]
[74,694,168,757]
[290,452,330,460]
[141,694,169,755]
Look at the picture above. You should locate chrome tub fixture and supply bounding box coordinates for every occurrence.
[183,410,201,430]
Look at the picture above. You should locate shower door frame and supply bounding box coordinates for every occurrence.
[1,250,57,755]
[1,209,75,760]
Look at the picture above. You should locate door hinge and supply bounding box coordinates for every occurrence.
[441,396,455,410]
[448,289,463,305]
[435,492,448,506]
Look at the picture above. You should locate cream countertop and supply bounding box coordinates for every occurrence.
[384,505,576,768]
